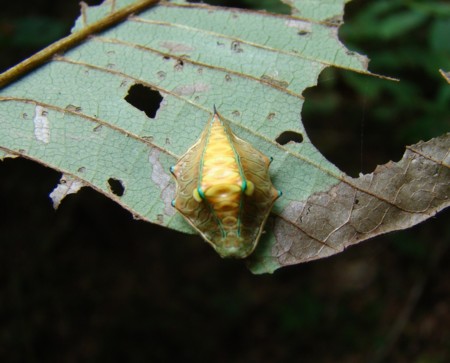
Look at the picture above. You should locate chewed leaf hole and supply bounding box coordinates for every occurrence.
[84,0,103,5]
[276,131,304,145]
[125,84,163,118]
[185,0,290,13]
[108,178,125,197]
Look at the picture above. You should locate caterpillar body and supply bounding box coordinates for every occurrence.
[170,108,281,258]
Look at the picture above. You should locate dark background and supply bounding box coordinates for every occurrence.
[1,0,449,362]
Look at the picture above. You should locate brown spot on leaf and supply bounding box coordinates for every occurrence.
[157,214,164,224]
[159,41,194,53]
[173,83,210,96]
[260,74,289,89]
[267,112,275,121]
[174,59,184,71]
[142,135,154,143]
[157,71,166,80]
[324,15,343,26]
[285,19,312,34]
[231,41,243,53]
[65,104,82,112]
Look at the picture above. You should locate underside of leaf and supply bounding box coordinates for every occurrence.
[248,134,450,273]
[0,0,448,274]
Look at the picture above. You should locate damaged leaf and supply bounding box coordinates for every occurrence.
[50,174,86,209]
[0,0,448,273]
[248,134,450,273]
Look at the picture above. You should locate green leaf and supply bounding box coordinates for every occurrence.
[280,0,347,22]
[0,0,448,274]
[430,18,450,52]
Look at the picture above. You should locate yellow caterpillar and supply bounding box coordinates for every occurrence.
[170,107,281,258]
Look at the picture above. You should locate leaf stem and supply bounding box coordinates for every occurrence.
[0,0,160,89]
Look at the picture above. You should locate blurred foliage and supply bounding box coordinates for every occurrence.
[340,0,450,140]
[0,1,77,73]
[0,16,67,48]
[302,0,450,176]
[0,1,449,362]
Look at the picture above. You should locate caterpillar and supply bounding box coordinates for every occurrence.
[170,107,281,258]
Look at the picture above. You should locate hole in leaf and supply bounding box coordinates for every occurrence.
[276,131,304,145]
[184,0,290,13]
[84,0,103,5]
[302,68,406,177]
[333,0,447,175]
[108,178,125,197]
[125,84,163,118]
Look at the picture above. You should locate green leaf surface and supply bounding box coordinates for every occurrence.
[0,0,448,274]
[280,0,347,22]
